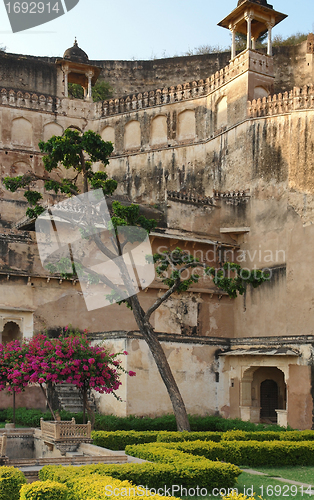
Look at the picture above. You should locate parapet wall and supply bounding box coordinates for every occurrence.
[248,84,314,118]
[1,36,312,99]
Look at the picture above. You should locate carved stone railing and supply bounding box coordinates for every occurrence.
[248,84,314,118]
[0,434,7,457]
[40,418,91,442]
[99,50,271,117]
[1,88,54,112]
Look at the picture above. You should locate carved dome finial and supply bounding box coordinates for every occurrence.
[63,39,89,63]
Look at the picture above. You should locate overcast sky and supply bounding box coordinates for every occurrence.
[0,0,313,61]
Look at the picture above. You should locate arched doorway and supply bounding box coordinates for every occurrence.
[260,379,278,421]
[2,321,21,344]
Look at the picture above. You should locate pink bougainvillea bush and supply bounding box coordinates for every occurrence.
[0,330,134,420]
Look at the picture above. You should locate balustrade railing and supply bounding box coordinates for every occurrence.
[40,418,91,441]
[248,84,314,118]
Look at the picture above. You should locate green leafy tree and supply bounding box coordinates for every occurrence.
[68,81,113,102]
[3,129,269,431]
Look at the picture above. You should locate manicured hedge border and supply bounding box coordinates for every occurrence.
[125,440,314,467]
[39,454,241,491]
[92,429,314,450]
[38,471,179,500]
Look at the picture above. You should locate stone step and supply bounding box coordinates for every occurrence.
[54,383,96,413]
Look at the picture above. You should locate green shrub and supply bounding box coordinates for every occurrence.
[19,480,68,500]
[157,430,222,442]
[222,430,281,441]
[169,439,314,466]
[92,431,159,450]
[280,431,314,441]
[0,466,26,500]
[126,439,314,467]
[39,454,241,491]
[0,408,291,431]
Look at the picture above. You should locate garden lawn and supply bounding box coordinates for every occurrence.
[182,470,314,500]
[250,466,314,484]
[235,471,313,500]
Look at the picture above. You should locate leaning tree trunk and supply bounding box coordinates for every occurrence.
[130,295,191,431]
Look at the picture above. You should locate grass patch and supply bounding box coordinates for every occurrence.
[252,466,314,484]
[236,471,313,500]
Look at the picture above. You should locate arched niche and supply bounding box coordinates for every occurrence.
[10,161,30,177]
[124,120,141,150]
[177,110,196,141]
[2,321,21,345]
[11,117,33,147]
[101,126,115,148]
[43,122,63,142]
[150,115,167,146]
[254,86,269,100]
[216,96,228,129]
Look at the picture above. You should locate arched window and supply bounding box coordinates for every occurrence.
[11,118,33,146]
[43,122,63,142]
[177,110,196,141]
[124,120,141,150]
[101,126,115,148]
[216,96,228,129]
[254,86,269,100]
[150,115,167,146]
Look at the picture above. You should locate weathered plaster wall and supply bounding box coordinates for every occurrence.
[97,336,223,417]
[0,386,46,411]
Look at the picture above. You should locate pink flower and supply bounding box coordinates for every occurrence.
[123,351,128,355]
[88,358,95,364]
[129,371,136,377]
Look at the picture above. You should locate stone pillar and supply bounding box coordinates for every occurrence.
[85,71,94,101]
[62,65,70,98]
[229,24,236,59]
[267,22,274,56]
[252,37,256,50]
[245,14,253,50]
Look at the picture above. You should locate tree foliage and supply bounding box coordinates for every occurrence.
[68,81,113,102]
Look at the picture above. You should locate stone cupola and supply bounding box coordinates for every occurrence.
[218,0,287,60]
[56,39,101,100]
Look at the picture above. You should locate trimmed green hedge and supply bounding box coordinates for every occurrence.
[92,429,314,451]
[0,408,291,432]
[222,430,314,442]
[92,431,160,450]
[157,430,222,442]
[39,454,241,491]
[126,440,314,467]
[39,470,179,500]
[20,480,68,500]
[0,466,26,500]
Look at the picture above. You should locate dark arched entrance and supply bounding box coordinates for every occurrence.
[260,379,278,421]
[2,321,21,344]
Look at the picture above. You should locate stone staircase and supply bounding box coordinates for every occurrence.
[54,384,97,413]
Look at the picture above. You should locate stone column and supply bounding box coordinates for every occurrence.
[62,65,70,98]
[229,24,236,59]
[245,14,253,50]
[267,22,274,56]
[252,37,256,50]
[85,70,94,101]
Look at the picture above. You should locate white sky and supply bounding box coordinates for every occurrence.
[0,0,313,61]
